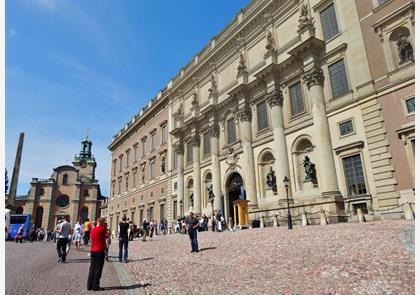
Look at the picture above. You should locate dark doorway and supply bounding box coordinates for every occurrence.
[226,172,244,224]
[15,207,23,214]
[35,206,43,228]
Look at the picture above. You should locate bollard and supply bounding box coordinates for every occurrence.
[320,210,328,225]
[356,208,366,223]
[404,203,415,220]
[260,216,264,228]
[302,211,309,226]
[273,215,278,227]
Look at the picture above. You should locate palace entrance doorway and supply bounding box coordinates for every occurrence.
[226,172,244,224]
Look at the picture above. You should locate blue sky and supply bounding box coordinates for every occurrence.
[6,0,249,196]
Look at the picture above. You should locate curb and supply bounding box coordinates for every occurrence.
[110,252,146,295]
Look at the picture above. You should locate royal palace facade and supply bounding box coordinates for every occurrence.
[107,0,415,230]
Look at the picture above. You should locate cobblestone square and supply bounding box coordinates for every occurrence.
[111,220,414,295]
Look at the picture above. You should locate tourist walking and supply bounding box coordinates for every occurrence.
[142,219,149,242]
[87,217,109,291]
[186,212,200,253]
[118,216,129,263]
[73,217,83,251]
[149,220,154,238]
[56,216,71,263]
[15,224,24,243]
[83,218,91,245]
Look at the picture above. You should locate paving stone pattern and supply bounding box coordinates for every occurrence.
[112,220,414,295]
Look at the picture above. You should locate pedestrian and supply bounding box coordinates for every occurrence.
[118,216,129,263]
[87,217,109,291]
[29,225,36,242]
[15,224,24,243]
[83,218,91,245]
[142,219,149,242]
[73,217,83,251]
[149,220,154,239]
[56,216,71,263]
[186,212,200,253]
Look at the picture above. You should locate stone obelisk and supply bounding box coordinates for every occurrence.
[7,132,25,213]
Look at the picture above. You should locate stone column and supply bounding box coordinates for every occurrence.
[175,143,184,217]
[303,67,340,195]
[210,125,222,212]
[267,89,290,196]
[192,135,201,214]
[238,106,257,206]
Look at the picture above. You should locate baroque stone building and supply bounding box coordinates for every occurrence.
[108,0,414,227]
[6,136,104,230]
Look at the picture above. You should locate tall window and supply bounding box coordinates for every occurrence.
[118,178,121,194]
[187,142,193,164]
[139,209,144,223]
[151,131,157,151]
[203,131,211,156]
[227,118,236,144]
[257,101,269,131]
[329,59,349,98]
[119,155,123,172]
[161,125,168,144]
[173,150,178,169]
[133,144,138,161]
[133,169,137,188]
[289,81,304,116]
[62,174,68,185]
[320,4,339,41]
[142,138,147,158]
[150,159,155,179]
[406,97,415,114]
[113,160,117,176]
[126,150,130,167]
[125,174,129,191]
[160,204,165,221]
[343,154,367,197]
[173,201,177,219]
[112,182,115,196]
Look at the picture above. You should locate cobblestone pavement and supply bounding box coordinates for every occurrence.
[5,241,135,295]
[399,224,415,254]
[111,220,414,295]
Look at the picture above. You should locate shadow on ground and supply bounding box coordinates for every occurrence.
[199,247,216,252]
[104,283,151,291]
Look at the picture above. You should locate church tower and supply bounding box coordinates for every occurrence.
[73,135,97,183]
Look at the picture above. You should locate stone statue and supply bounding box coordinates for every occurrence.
[297,3,314,33]
[266,166,277,191]
[237,52,246,74]
[207,183,214,200]
[303,156,316,182]
[208,74,217,98]
[397,34,414,65]
[189,193,194,208]
[265,31,276,54]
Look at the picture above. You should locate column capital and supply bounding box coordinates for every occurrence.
[191,134,200,147]
[209,124,220,138]
[237,106,252,122]
[174,143,184,155]
[266,88,284,107]
[302,66,324,89]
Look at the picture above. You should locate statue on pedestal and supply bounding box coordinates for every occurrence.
[297,3,314,33]
[207,183,214,200]
[397,34,414,65]
[303,156,317,182]
[266,166,277,192]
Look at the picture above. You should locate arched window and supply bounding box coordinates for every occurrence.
[258,151,276,198]
[15,207,23,214]
[63,174,68,185]
[35,206,43,228]
[81,207,89,222]
[292,137,315,191]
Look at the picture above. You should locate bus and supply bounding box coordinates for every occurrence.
[8,214,31,240]
[5,209,10,240]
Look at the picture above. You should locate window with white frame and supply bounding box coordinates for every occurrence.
[161,125,168,144]
[329,59,349,98]
[133,169,137,188]
[339,119,354,137]
[405,97,415,114]
[112,159,117,176]
[257,101,269,131]
[126,150,130,167]
[141,138,147,158]
[289,81,304,116]
[133,144,138,162]
[342,154,367,197]
[151,131,157,151]
[119,155,123,172]
[227,118,236,144]
[203,131,210,156]
[150,159,155,179]
[187,142,193,164]
[320,3,339,41]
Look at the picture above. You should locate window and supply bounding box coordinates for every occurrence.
[160,204,165,220]
[139,209,144,223]
[161,187,165,194]
[141,194,144,201]
[118,178,121,194]
[161,125,168,144]
[342,154,367,197]
[150,159,155,179]
[131,211,135,222]
[406,97,415,114]
[133,169,137,188]
[203,131,210,156]
[320,4,339,41]
[151,131,157,151]
[257,101,269,131]
[149,206,154,220]
[112,182,115,196]
[113,160,117,176]
[227,118,236,144]
[329,59,349,98]
[62,174,68,185]
[173,150,178,169]
[119,155,123,172]
[173,201,177,219]
[174,182,178,191]
[84,189,89,197]
[339,120,354,136]
[125,174,129,191]
[289,81,304,116]
[126,150,130,167]
[187,142,193,163]
[133,144,138,161]
[378,0,390,5]
[142,138,147,158]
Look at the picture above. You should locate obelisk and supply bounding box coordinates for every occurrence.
[7,132,25,212]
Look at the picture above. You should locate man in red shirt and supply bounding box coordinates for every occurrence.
[87,217,109,291]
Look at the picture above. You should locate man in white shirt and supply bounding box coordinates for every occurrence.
[56,216,71,263]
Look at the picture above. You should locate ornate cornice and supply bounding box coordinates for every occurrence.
[302,66,324,89]
[237,106,252,122]
[174,143,184,155]
[209,124,220,138]
[191,134,201,147]
[266,88,283,107]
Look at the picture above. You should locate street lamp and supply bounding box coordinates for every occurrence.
[179,199,184,218]
[283,176,292,230]
[209,193,215,232]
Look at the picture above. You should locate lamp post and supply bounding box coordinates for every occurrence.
[283,176,292,230]
[209,193,215,232]
[179,199,184,218]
